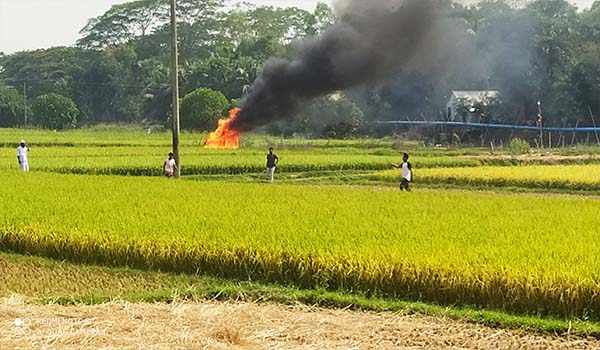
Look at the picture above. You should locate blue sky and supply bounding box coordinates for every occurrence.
[0,0,595,54]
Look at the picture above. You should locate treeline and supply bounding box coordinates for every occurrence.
[0,0,599,137]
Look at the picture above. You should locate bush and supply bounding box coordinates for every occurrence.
[180,87,230,131]
[510,138,530,155]
[0,87,29,127]
[32,93,78,130]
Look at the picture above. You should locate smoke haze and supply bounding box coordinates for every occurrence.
[231,0,455,132]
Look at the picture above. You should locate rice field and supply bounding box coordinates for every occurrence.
[3,127,600,331]
[2,171,600,320]
[375,164,600,191]
[0,145,479,175]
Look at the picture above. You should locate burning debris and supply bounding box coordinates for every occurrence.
[204,108,241,149]
[205,0,452,147]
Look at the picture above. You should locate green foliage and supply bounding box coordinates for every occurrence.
[510,138,531,155]
[0,87,28,127]
[2,0,600,133]
[78,0,168,50]
[32,93,78,130]
[185,56,257,99]
[0,47,85,98]
[180,87,230,131]
[270,94,365,138]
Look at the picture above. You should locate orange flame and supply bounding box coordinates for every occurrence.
[204,108,241,149]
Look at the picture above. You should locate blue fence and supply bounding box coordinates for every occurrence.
[378,121,600,133]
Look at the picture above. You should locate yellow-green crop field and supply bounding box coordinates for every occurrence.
[0,145,479,175]
[2,171,600,319]
[375,165,600,191]
[0,127,481,175]
[4,127,600,326]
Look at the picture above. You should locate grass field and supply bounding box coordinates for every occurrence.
[0,145,481,175]
[375,164,600,191]
[2,170,600,320]
[1,128,485,175]
[3,127,600,336]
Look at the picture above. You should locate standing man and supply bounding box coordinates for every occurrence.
[266,147,279,183]
[392,153,412,191]
[163,152,178,178]
[16,140,30,171]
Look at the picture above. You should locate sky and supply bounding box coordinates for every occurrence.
[0,0,596,54]
[0,0,323,53]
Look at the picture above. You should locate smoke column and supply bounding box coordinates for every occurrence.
[231,0,450,132]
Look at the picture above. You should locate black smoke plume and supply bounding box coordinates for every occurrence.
[231,0,449,132]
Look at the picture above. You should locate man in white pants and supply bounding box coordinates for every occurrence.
[16,140,30,171]
[266,147,279,183]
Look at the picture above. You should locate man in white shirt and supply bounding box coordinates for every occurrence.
[16,140,30,171]
[163,152,178,178]
[392,153,413,191]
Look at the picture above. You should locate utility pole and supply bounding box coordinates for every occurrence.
[170,0,181,178]
[537,101,543,149]
[23,82,27,126]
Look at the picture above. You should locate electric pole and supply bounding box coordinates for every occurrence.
[537,101,543,149]
[170,0,181,178]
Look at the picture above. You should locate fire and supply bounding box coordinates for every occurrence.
[204,108,241,149]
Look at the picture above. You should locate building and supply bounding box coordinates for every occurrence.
[446,90,500,123]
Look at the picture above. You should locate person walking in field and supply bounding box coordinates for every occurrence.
[392,153,412,191]
[163,152,178,178]
[266,147,279,183]
[16,140,30,171]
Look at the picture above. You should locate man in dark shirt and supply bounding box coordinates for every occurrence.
[266,147,279,183]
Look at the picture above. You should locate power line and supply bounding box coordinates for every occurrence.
[379,120,600,132]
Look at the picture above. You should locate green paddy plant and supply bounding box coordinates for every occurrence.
[375,165,600,191]
[1,172,600,320]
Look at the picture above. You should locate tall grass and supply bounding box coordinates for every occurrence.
[0,145,479,175]
[375,165,600,191]
[1,172,600,319]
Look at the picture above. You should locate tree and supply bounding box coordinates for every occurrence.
[4,0,600,136]
[78,0,165,50]
[571,2,600,118]
[526,0,582,122]
[0,47,85,99]
[313,2,336,33]
[79,0,224,63]
[32,93,78,130]
[269,93,364,138]
[222,4,324,60]
[184,56,257,99]
[180,87,229,130]
[0,86,28,127]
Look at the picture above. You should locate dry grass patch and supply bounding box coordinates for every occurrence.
[1,295,598,350]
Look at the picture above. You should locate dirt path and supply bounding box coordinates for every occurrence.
[0,295,597,350]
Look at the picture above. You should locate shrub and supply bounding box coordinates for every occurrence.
[510,138,530,155]
[32,93,78,130]
[0,87,29,127]
[180,88,230,131]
